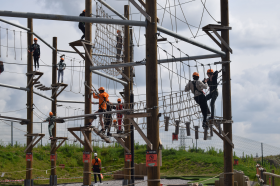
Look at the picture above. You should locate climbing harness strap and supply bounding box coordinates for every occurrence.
[192,80,203,95]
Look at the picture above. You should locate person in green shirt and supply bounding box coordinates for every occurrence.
[43,112,56,140]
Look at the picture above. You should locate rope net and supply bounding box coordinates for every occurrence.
[92,3,125,76]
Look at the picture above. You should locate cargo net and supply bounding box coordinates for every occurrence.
[92,3,125,76]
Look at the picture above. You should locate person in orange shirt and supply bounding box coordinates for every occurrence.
[86,87,109,134]
[92,153,102,184]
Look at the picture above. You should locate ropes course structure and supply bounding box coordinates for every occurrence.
[0,0,234,185]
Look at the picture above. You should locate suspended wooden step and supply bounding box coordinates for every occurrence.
[24,133,45,152]
[51,137,68,152]
[26,71,44,88]
[164,116,170,131]
[185,122,191,136]
[51,83,68,98]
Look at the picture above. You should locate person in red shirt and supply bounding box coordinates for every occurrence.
[116,98,123,133]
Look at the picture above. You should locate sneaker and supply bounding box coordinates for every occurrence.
[99,129,105,134]
[202,122,208,129]
[93,115,97,120]
[37,68,39,71]
[107,132,111,136]
[208,116,214,120]
[117,130,120,134]
[49,136,53,140]
[86,123,92,127]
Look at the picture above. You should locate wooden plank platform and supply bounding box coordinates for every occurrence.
[0,115,29,124]
[26,71,44,76]
[202,24,232,31]
[51,83,68,87]
[111,133,129,139]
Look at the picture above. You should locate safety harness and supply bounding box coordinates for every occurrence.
[192,80,204,95]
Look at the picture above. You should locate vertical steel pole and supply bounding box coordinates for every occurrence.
[124,5,131,184]
[25,18,33,186]
[129,28,135,185]
[84,0,92,185]
[221,0,233,185]
[261,143,263,166]
[41,123,42,147]
[11,122,13,147]
[51,37,57,185]
[146,0,160,185]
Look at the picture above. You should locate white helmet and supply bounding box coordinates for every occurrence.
[94,153,97,157]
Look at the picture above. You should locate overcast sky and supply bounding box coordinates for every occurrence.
[0,0,280,149]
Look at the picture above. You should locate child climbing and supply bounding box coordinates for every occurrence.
[116,30,122,62]
[43,112,56,140]
[205,69,220,119]
[104,100,116,136]
[86,87,109,134]
[57,57,66,83]
[79,10,86,40]
[116,98,123,134]
[28,38,40,71]
[185,72,209,128]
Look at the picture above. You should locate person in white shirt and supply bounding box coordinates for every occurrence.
[57,57,66,83]
[185,72,209,128]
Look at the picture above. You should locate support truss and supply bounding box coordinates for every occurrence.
[51,137,68,152]
[51,83,68,98]
[24,133,45,152]
[26,71,44,88]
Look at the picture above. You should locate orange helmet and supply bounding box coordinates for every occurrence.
[113,119,117,123]
[117,98,121,102]
[34,38,38,41]
[117,30,121,34]
[61,58,64,61]
[83,9,85,12]
[49,112,53,116]
[207,69,214,73]
[192,72,199,77]
[98,87,105,91]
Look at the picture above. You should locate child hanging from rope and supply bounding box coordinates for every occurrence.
[116,98,123,134]
[185,72,209,128]
[57,57,66,83]
[86,87,109,134]
[78,10,86,40]
[43,112,56,140]
[205,69,220,119]
[104,100,116,136]
[0,61,4,74]
[28,38,40,71]
[116,30,122,62]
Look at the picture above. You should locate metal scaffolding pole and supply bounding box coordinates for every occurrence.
[90,54,221,70]
[0,83,30,91]
[92,70,128,85]
[0,18,30,31]
[0,11,146,26]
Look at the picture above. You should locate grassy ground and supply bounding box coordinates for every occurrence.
[0,143,279,185]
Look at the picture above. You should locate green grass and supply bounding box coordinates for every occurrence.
[0,143,279,186]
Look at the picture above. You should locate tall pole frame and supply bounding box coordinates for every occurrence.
[51,37,57,185]
[84,0,92,185]
[25,18,33,186]
[146,0,160,186]
[124,5,131,184]
[221,0,233,185]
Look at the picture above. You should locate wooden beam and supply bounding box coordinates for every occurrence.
[91,126,111,143]
[204,30,221,48]
[81,41,94,66]
[157,38,167,42]
[209,27,232,53]
[222,131,234,148]
[114,137,130,153]
[82,131,93,152]
[129,118,152,149]
[126,112,151,118]
[55,84,68,98]
[70,45,86,60]
[69,130,85,145]
[129,0,151,22]
[138,0,145,7]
